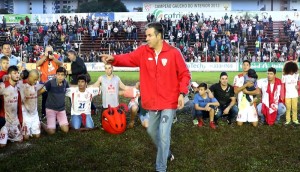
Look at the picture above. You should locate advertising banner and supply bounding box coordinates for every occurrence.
[84,62,237,72]
[187,62,238,72]
[4,14,31,23]
[85,63,140,71]
[143,1,231,13]
[87,12,114,21]
[237,62,300,72]
[114,12,147,22]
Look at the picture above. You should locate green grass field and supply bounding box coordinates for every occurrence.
[1,71,300,172]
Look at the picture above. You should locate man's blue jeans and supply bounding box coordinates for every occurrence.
[147,109,175,172]
[256,103,286,122]
[215,104,239,122]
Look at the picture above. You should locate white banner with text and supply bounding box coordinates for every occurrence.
[84,62,238,72]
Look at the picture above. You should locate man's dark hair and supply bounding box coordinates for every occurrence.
[77,74,87,83]
[1,42,11,49]
[145,22,164,39]
[56,67,67,76]
[7,65,18,74]
[20,69,29,80]
[198,82,207,90]
[247,69,258,79]
[267,67,276,74]
[243,59,251,66]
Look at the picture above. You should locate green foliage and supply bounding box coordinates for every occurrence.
[76,0,128,13]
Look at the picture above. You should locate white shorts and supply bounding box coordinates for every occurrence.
[128,101,138,111]
[22,110,41,136]
[5,123,23,142]
[0,126,8,145]
[237,97,258,122]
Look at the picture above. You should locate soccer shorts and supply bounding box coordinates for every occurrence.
[237,96,258,122]
[0,126,8,145]
[22,109,41,136]
[4,123,23,142]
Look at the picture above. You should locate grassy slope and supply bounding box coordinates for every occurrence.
[1,71,300,172]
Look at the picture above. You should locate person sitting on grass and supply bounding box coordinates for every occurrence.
[244,69,258,106]
[193,82,219,129]
[209,72,238,126]
[123,82,150,128]
[256,67,286,125]
[122,82,140,128]
[38,67,70,135]
[66,74,100,130]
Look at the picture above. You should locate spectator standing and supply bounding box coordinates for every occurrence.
[36,46,63,118]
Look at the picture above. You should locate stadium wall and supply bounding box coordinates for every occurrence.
[24,62,295,72]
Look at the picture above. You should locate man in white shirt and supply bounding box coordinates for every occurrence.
[233,60,260,127]
[0,66,23,147]
[18,69,43,140]
[66,75,100,130]
[256,67,286,125]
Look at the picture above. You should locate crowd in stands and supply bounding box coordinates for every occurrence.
[0,15,141,63]
[156,12,300,62]
[0,12,300,63]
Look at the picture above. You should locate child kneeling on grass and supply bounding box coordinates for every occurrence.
[66,74,100,130]
[38,67,70,135]
[193,83,220,129]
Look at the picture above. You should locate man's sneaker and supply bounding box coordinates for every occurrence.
[293,120,300,125]
[198,119,204,127]
[193,119,198,125]
[40,114,46,121]
[210,121,216,129]
[214,107,219,116]
[285,121,291,125]
[173,116,178,124]
[227,119,232,125]
[168,154,175,162]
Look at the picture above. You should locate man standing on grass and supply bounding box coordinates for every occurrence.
[67,49,87,85]
[233,60,260,127]
[256,67,286,125]
[101,22,191,172]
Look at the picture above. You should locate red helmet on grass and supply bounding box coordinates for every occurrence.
[102,104,128,134]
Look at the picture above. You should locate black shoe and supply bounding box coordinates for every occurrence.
[227,119,232,125]
[40,114,46,121]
